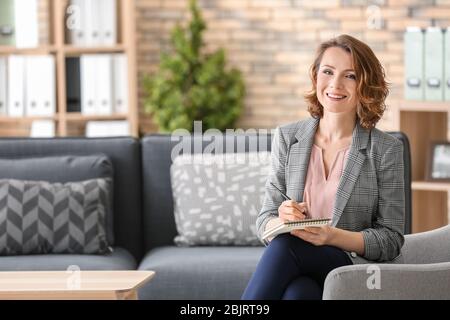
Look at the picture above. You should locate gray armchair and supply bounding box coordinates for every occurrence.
[323,132,450,300]
[323,225,450,299]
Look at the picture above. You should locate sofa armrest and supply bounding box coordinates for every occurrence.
[323,262,450,300]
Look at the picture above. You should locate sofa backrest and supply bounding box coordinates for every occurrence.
[141,130,412,251]
[141,133,272,251]
[0,137,143,260]
[386,132,412,235]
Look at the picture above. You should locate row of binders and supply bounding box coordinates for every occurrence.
[0,55,55,117]
[0,54,128,117]
[67,0,117,47]
[68,54,129,115]
[0,0,39,48]
[404,27,450,101]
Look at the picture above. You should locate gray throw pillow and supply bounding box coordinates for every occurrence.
[0,178,112,255]
[0,155,114,244]
[170,152,271,246]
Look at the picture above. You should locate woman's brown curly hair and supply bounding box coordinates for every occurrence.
[304,34,389,129]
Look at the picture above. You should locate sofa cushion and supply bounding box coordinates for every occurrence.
[0,247,136,271]
[0,178,112,255]
[170,152,270,246]
[0,155,115,244]
[138,246,264,299]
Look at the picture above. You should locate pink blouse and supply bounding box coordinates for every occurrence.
[303,144,350,219]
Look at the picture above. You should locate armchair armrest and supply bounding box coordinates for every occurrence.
[323,262,450,300]
[402,224,450,264]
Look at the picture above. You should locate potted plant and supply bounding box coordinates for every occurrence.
[143,0,245,132]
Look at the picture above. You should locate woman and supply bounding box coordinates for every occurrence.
[242,34,405,300]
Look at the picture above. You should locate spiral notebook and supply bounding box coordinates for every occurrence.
[262,218,331,241]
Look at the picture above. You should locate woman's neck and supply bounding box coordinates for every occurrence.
[317,112,356,143]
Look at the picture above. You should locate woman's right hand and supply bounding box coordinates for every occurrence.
[278,200,308,222]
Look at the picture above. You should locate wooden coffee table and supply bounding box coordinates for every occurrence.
[0,270,155,300]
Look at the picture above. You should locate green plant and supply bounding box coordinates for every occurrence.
[143,0,245,132]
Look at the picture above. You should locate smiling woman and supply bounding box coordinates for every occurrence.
[305,34,389,130]
[242,34,405,300]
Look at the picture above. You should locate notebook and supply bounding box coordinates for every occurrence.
[262,218,331,241]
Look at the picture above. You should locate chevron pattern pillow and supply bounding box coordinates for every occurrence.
[0,178,112,255]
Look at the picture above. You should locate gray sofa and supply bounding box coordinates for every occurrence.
[0,131,420,300]
[0,138,141,271]
[0,134,267,299]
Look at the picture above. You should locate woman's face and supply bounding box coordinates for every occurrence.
[316,47,358,116]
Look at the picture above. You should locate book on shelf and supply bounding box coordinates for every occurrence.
[86,120,129,137]
[30,120,55,138]
[262,218,331,241]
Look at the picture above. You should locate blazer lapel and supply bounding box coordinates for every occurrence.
[286,117,319,202]
[331,122,370,226]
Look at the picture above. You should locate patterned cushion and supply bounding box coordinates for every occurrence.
[0,178,112,255]
[0,155,115,244]
[170,152,271,246]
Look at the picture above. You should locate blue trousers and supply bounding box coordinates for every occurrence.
[242,234,353,300]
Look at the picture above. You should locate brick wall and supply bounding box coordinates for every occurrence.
[32,0,450,133]
[37,0,450,134]
[135,0,450,134]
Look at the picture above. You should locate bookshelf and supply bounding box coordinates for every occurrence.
[0,0,138,137]
[391,99,450,233]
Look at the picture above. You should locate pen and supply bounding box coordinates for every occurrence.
[269,182,292,201]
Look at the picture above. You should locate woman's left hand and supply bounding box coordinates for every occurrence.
[291,225,336,246]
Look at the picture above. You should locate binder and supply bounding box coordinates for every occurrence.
[66,57,82,112]
[86,120,130,137]
[424,27,444,101]
[7,55,25,117]
[0,0,15,46]
[82,0,99,46]
[113,54,128,114]
[0,57,6,115]
[89,0,101,46]
[14,0,38,48]
[80,55,97,115]
[81,54,113,115]
[25,55,56,117]
[404,27,424,100]
[95,55,113,115]
[445,27,450,101]
[30,120,55,138]
[100,0,117,46]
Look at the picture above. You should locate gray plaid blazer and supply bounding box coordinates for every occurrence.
[257,117,405,264]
